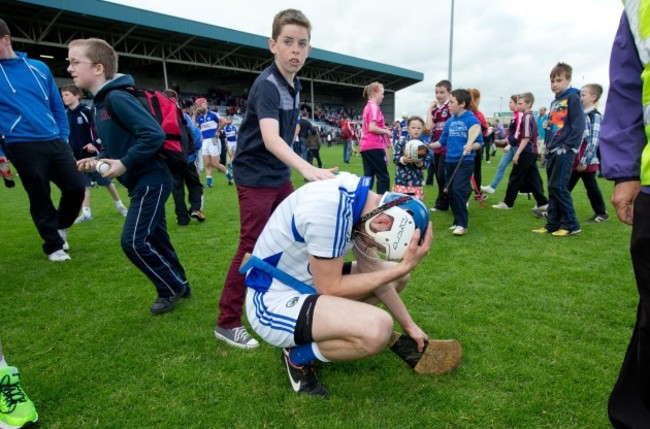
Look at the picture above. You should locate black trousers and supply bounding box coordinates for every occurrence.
[503,151,548,207]
[361,148,390,194]
[307,148,322,168]
[171,162,203,222]
[432,152,449,210]
[6,140,85,255]
[609,192,650,429]
[473,146,483,189]
[568,170,607,216]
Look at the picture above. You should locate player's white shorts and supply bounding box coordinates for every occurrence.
[246,285,313,348]
[201,138,221,157]
[227,141,237,153]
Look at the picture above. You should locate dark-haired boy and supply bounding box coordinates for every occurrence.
[60,84,129,223]
[533,62,585,236]
[68,38,190,315]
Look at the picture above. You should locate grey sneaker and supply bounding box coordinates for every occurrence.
[531,204,549,219]
[214,326,260,349]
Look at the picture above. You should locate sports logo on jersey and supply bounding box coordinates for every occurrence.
[286,297,299,307]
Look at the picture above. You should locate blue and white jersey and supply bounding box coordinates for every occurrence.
[400,120,409,139]
[223,123,238,144]
[196,110,221,140]
[245,173,372,294]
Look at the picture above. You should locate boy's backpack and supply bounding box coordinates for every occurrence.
[307,131,321,150]
[105,87,193,171]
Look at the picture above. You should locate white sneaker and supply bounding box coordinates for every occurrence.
[48,249,70,262]
[448,224,457,230]
[118,205,128,217]
[58,229,69,251]
[74,213,92,224]
[481,185,496,194]
[492,202,511,210]
[452,226,467,236]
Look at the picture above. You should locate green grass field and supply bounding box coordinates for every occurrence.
[0,147,636,428]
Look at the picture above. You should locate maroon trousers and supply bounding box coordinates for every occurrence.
[217,180,294,328]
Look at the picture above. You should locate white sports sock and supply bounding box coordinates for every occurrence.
[82,207,91,216]
[115,200,125,208]
[311,342,331,363]
[0,356,7,368]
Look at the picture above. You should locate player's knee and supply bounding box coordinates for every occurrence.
[362,311,394,355]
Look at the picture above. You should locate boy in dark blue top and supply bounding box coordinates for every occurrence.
[215,9,338,349]
[534,62,585,236]
[431,89,483,236]
[68,37,190,315]
[0,18,85,261]
[60,84,128,223]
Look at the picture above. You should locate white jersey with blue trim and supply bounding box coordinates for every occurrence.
[248,173,370,294]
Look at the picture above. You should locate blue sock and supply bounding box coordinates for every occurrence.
[289,343,318,366]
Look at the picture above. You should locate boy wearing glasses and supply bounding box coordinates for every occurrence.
[68,37,191,315]
[0,18,85,262]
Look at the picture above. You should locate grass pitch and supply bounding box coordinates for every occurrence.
[0,147,635,428]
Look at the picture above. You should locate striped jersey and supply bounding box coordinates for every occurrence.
[223,123,238,144]
[245,173,372,294]
[196,110,221,140]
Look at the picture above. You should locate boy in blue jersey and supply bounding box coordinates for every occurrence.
[194,98,233,187]
[533,62,585,236]
[223,119,238,170]
[0,18,85,261]
[69,37,190,315]
[431,89,483,236]
[215,9,338,349]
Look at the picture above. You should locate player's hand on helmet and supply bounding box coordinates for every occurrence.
[400,221,433,271]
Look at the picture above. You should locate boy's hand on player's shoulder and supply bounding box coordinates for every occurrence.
[302,165,338,182]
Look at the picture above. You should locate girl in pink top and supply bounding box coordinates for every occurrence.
[359,82,392,194]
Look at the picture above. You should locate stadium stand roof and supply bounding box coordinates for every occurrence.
[3,0,423,100]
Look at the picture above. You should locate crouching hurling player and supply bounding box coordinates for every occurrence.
[242,172,449,397]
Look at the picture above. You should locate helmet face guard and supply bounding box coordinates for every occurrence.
[361,192,429,261]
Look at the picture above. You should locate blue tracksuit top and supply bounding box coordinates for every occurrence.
[0,52,69,143]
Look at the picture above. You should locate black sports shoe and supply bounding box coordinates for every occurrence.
[150,285,186,315]
[281,349,329,397]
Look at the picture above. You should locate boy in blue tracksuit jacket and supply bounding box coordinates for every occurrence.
[68,37,190,315]
[534,62,586,236]
[0,19,85,261]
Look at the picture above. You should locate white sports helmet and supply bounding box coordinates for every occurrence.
[359,192,429,261]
